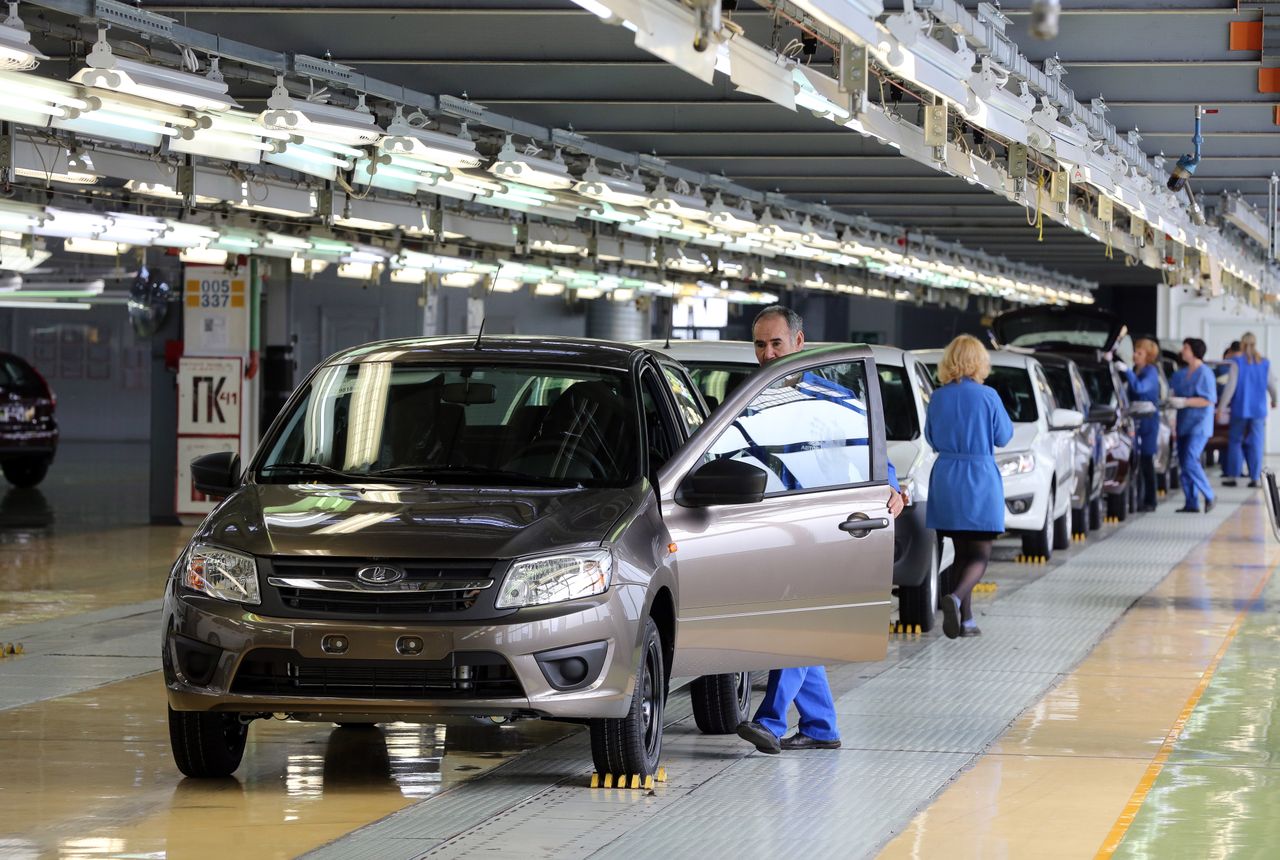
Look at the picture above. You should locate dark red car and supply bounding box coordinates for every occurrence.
[0,352,57,487]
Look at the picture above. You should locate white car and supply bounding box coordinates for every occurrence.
[914,349,1083,560]
[640,340,953,632]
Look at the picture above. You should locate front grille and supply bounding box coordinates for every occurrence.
[230,649,523,699]
[264,559,498,618]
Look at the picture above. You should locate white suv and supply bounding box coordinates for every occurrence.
[914,349,1083,560]
[641,340,953,631]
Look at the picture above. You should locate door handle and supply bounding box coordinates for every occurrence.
[839,515,891,536]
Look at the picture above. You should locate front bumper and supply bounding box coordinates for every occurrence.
[162,579,644,721]
[1002,470,1049,532]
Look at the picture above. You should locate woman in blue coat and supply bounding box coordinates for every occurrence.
[1125,336,1163,512]
[926,334,1014,639]
[1168,337,1218,513]
[1223,332,1277,488]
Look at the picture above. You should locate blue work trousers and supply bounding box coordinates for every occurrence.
[753,666,840,742]
[1178,432,1214,510]
[1225,416,1266,482]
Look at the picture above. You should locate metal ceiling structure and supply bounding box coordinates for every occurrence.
[91,0,1274,290]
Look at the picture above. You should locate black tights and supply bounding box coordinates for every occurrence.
[951,538,994,623]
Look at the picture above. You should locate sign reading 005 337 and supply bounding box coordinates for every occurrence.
[184,264,250,358]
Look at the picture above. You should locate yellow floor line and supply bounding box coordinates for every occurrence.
[1093,557,1279,859]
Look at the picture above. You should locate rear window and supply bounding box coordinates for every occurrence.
[985,366,1039,423]
[0,355,45,397]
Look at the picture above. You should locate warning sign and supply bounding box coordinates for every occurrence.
[178,357,243,437]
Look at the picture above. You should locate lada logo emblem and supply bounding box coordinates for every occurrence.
[356,565,405,585]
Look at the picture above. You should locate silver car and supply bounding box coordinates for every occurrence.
[165,336,896,779]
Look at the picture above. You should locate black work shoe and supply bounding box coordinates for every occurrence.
[736,721,781,755]
[1175,506,1200,513]
[1204,498,1216,514]
[960,624,982,637]
[781,733,842,751]
[1223,479,1239,487]
[1139,505,1157,513]
[1249,481,1261,489]
[941,593,961,640]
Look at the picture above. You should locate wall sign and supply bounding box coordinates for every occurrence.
[184,264,249,357]
[177,357,243,437]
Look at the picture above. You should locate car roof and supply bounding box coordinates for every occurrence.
[636,339,908,367]
[326,335,647,370]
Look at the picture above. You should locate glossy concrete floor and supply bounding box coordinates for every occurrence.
[2,444,1279,858]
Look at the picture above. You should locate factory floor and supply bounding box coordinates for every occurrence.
[1,443,1277,859]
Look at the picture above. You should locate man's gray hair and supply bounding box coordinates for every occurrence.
[753,305,803,336]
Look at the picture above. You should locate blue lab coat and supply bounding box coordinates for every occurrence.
[1170,364,1217,438]
[1125,365,1162,456]
[1229,356,1272,420]
[924,378,1014,533]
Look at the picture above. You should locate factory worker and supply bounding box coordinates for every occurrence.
[1125,336,1163,512]
[1223,332,1277,489]
[1168,338,1218,513]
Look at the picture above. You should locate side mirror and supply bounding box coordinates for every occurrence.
[1087,404,1118,426]
[1263,469,1280,543]
[1129,400,1157,418]
[679,458,767,507]
[1049,408,1085,430]
[191,452,241,499]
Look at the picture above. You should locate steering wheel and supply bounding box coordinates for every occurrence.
[508,438,609,481]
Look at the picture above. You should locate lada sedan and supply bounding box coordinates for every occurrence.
[165,336,897,779]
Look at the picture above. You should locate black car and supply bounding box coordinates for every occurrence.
[1036,354,1109,533]
[0,351,58,487]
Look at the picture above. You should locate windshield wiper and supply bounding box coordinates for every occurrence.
[365,465,582,488]
[259,462,430,484]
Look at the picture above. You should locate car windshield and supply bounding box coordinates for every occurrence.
[985,367,1039,423]
[259,362,639,487]
[0,355,44,396]
[1041,364,1079,411]
[1078,365,1117,408]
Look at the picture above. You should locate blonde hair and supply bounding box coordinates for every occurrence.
[1241,332,1263,365]
[938,334,991,384]
[1134,337,1159,365]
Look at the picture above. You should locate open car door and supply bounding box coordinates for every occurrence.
[657,344,896,678]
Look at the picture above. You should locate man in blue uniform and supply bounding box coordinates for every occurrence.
[735,306,905,755]
[1169,337,1218,513]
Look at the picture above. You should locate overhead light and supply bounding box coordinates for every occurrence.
[491,277,522,293]
[260,76,383,145]
[388,267,427,285]
[574,287,604,300]
[14,166,98,185]
[534,281,565,297]
[0,4,47,71]
[337,261,380,280]
[792,64,851,121]
[179,247,229,265]
[611,288,636,302]
[488,137,573,190]
[72,30,239,112]
[291,256,329,276]
[757,208,806,241]
[575,159,650,207]
[156,222,220,249]
[381,108,481,169]
[266,142,355,181]
[648,178,710,221]
[0,299,90,310]
[0,242,49,272]
[441,271,483,288]
[709,193,758,233]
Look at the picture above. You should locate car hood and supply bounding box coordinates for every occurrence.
[195,482,641,560]
[997,422,1042,455]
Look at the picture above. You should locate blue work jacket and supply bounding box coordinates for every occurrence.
[924,378,1014,533]
[1230,356,1272,420]
[1171,363,1217,438]
[1125,365,1161,455]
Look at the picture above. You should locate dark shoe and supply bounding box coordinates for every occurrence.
[1176,506,1200,513]
[1222,479,1239,487]
[1204,498,1215,514]
[1139,505,1157,513]
[736,721,781,755]
[781,733,842,751]
[941,594,961,640]
[1249,481,1261,489]
[960,624,982,637]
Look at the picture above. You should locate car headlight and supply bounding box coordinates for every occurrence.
[997,452,1036,478]
[496,549,612,610]
[182,543,260,605]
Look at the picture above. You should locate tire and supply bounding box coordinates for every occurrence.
[590,617,665,777]
[1021,496,1053,560]
[1053,506,1072,550]
[168,706,249,778]
[1088,494,1103,531]
[2,457,49,488]
[690,671,752,734]
[898,540,940,632]
[1071,505,1088,537]
[1107,491,1128,522]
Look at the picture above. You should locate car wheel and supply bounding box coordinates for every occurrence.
[2,456,49,488]
[1053,506,1072,550]
[1088,494,1103,531]
[1021,498,1053,560]
[898,540,939,632]
[690,671,753,734]
[590,617,665,777]
[1107,491,1128,522]
[168,706,249,778]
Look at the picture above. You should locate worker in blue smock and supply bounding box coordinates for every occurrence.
[1125,336,1163,512]
[926,334,1013,640]
[1168,337,1218,513]
[735,305,906,755]
[1223,331,1277,488]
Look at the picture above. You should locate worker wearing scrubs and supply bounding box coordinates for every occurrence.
[1169,337,1218,513]
[1223,332,1277,488]
[1126,337,1163,512]
[735,306,906,755]
[926,335,1013,640]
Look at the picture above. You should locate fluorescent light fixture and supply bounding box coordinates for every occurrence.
[488,137,572,190]
[15,166,97,185]
[232,181,316,218]
[648,179,710,221]
[709,193,759,233]
[0,299,90,310]
[633,0,716,84]
[265,143,355,181]
[260,77,382,145]
[534,281,565,297]
[389,267,427,285]
[611,288,636,302]
[724,37,794,109]
[757,208,806,241]
[180,247,229,265]
[381,109,481,169]
[72,30,238,112]
[291,256,329,276]
[441,271,483,289]
[574,287,604,300]
[0,243,49,271]
[491,277,522,293]
[792,64,851,121]
[337,261,379,280]
[0,4,48,71]
[575,159,650,207]
[156,222,220,249]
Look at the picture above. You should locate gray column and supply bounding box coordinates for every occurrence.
[585,298,649,341]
